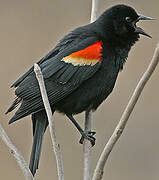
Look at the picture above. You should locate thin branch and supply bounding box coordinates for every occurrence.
[0,124,34,180]
[83,1,99,180]
[92,43,159,180]
[83,111,93,180]
[34,63,64,180]
[90,0,99,23]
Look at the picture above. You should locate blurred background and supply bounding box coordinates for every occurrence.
[1,0,159,179]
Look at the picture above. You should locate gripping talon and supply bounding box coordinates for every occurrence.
[79,130,96,146]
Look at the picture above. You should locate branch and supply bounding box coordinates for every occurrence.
[34,63,64,180]
[92,43,159,180]
[83,1,99,180]
[83,111,93,180]
[90,0,99,23]
[0,124,34,180]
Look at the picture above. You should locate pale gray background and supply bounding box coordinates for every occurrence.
[1,0,159,179]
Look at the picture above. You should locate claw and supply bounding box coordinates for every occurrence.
[79,130,96,146]
[88,131,96,136]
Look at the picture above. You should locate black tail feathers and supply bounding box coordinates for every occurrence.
[29,110,48,176]
[6,97,21,114]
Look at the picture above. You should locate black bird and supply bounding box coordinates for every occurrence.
[6,4,153,176]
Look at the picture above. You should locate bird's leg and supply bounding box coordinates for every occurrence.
[66,114,96,146]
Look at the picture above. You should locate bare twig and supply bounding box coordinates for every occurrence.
[92,43,159,180]
[34,63,64,180]
[91,0,99,23]
[83,111,93,180]
[0,124,34,180]
[83,1,99,180]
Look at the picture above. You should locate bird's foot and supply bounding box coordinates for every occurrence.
[79,131,96,146]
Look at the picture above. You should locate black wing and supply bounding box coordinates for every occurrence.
[11,24,98,87]
[8,25,102,122]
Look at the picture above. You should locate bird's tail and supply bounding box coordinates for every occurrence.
[29,110,48,176]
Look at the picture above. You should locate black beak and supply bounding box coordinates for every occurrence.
[134,14,155,38]
[137,14,155,21]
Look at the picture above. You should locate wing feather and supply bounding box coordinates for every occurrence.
[8,24,102,120]
[11,24,98,87]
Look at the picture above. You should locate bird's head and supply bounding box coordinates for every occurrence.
[96,5,154,44]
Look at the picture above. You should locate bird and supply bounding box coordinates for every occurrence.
[6,4,153,176]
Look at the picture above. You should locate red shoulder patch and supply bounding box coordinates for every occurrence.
[70,41,103,61]
[62,41,103,66]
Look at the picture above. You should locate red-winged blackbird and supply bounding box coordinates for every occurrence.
[6,4,153,176]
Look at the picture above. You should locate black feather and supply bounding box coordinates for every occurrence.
[6,97,21,114]
[11,49,59,88]
[29,110,49,176]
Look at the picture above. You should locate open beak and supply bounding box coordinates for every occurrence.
[134,14,155,38]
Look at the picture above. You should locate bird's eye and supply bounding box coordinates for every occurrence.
[125,17,132,23]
